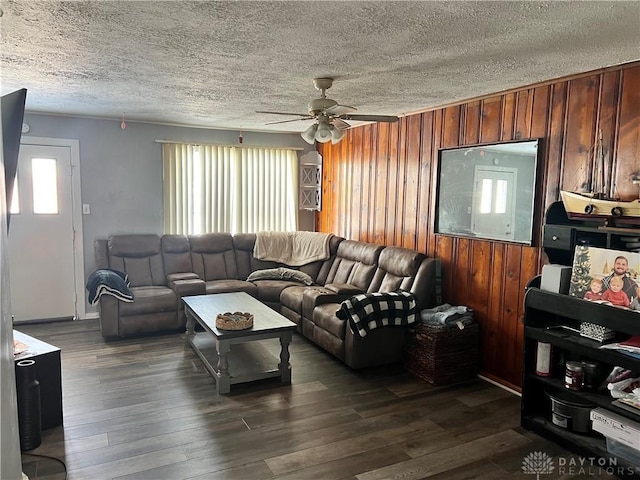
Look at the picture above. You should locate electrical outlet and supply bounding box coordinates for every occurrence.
[82,204,91,215]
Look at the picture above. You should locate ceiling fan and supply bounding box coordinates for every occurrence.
[257,78,399,145]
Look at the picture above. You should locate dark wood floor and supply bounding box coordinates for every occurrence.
[16,319,620,480]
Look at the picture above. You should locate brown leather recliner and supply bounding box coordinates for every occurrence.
[94,235,183,337]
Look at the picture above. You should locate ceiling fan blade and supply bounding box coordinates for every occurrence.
[266,117,314,125]
[332,118,351,130]
[325,104,357,116]
[256,110,311,117]
[339,114,399,123]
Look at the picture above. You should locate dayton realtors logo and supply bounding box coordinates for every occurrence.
[522,451,554,479]
[522,451,639,478]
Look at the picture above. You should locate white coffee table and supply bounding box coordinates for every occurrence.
[183,292,297,394]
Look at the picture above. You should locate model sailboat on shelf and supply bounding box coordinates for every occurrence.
[560,130,640,224]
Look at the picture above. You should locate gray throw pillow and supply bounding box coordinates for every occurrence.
[247,267,314,285]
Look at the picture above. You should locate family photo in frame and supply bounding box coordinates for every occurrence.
[569,246,640,312]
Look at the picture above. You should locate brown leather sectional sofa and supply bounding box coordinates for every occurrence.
[94,232,439,369]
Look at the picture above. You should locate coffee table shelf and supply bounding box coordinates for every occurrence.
[183,292,297,395]
[189,334,284,386]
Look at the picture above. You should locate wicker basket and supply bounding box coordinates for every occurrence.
[404,322,479,385]
[215,312,254,330]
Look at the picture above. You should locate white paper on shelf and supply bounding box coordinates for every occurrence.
[590,408,640,450]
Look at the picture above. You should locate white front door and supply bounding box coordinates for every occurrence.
[8,144,77,322]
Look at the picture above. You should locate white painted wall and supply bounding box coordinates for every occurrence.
[22,114,317,315]
[0,124,23,480]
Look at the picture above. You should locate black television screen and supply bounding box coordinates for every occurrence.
[1,88,27,229]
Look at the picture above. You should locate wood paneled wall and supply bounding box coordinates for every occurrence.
[317,62,640,390]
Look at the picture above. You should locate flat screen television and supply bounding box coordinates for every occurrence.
[435,138,540,245]
[0,88,27,229]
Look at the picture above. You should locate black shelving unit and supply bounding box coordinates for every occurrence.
[543,201,640,265]
[521,288,640,472]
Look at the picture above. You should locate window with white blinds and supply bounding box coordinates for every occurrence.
[162,143,298,235]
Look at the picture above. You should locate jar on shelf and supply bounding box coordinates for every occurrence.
[565,361,583,391]
[581,360,601,390]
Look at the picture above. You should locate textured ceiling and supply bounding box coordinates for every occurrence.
[1,1,639,133]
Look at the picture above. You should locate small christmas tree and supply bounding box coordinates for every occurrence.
[569,245,593,298]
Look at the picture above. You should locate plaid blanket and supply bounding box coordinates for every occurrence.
[336,291,417,338]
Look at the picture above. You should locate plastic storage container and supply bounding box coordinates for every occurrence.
[591,407,640,451]
[606,438,640,467]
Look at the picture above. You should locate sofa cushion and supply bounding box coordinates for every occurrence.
[312,303,347,339]
[368,246,426,294]
[301,287,349,321]
[199,253,234,280]
[189,233,238,281]
[122,257,157,287]
[108,235,166,287]
[325,240,383,290]
[280,285,326,313]
[162,235,193,275]
[247,267,314,285]
[119,286,177,316]
[315,236,346,285]
[253,280,301,304]
[109,234,161,257]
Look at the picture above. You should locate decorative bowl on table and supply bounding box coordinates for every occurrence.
[216,312,254,330]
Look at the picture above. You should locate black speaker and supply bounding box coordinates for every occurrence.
[16,359,42,451]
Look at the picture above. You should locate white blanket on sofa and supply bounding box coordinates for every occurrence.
[254,231,333,266]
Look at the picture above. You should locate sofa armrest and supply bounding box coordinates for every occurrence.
[167,272,204,296]
[410,258,438,310]
[170,278,206,298]
[324,283,365,295]
[98,295,120,337]
[167,272,200,283]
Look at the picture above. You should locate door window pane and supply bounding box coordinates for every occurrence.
[32,158,58,214]
[9,176,19,214]
[479,179,492,214]
[495,180,508,214]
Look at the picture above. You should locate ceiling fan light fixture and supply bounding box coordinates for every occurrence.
[330,125,345,144]
[301,123,318,144]
[315,122,332,143]
[270,78,394,144]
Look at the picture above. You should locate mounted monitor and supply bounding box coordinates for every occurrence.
[435,139,540,245]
